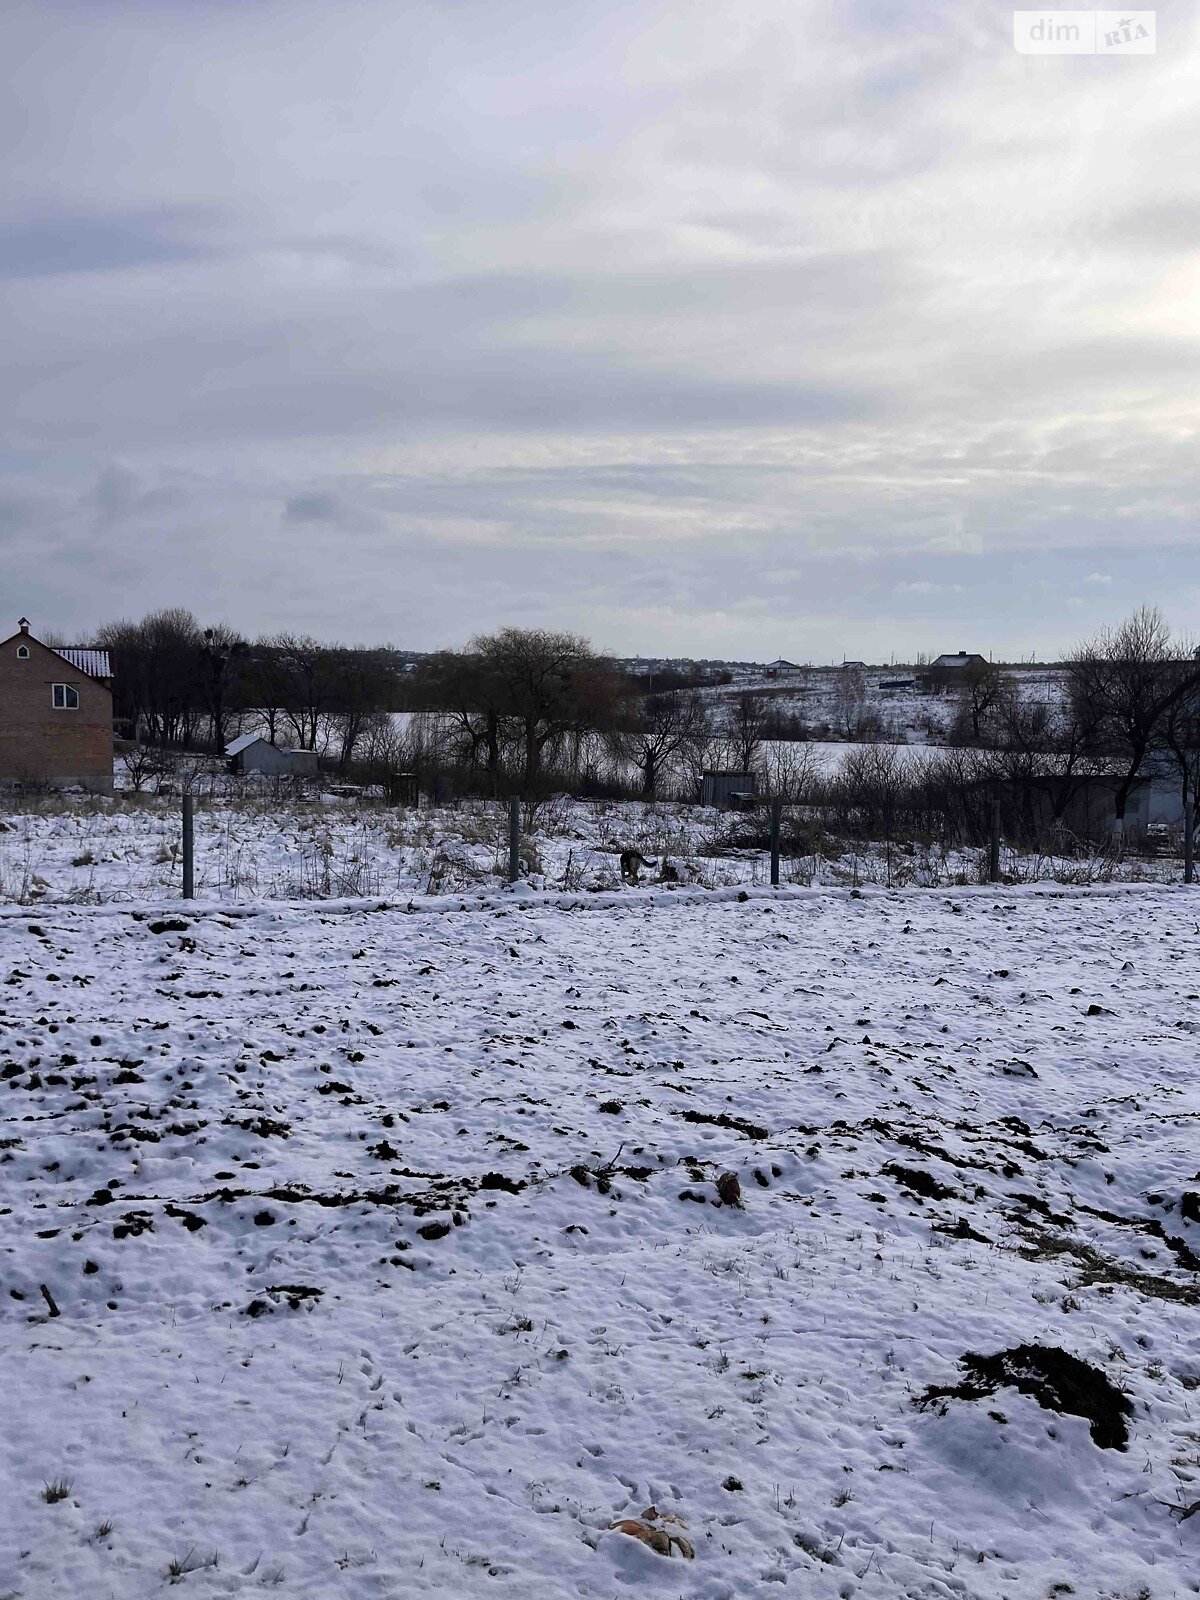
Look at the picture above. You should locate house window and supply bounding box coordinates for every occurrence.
[52,684,79,710]
[16,645,29,658]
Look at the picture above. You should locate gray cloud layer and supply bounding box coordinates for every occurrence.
[2,0,1199,657]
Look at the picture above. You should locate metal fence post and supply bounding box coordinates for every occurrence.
[988,797,1001,884]
[182,794,195,900]
[1186,800,1194,885]
[769,797,781,887]
[508,794,521,884]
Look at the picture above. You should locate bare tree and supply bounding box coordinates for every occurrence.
[762,740,822,803]
[1155,675,1200,822]
[418,649,507,782]
[950,660,1007,745]
[472,627,619,790]
[835,743,909,837]
[200,624,246,752]
[834,666,867,740]
[271,634,337,752]
[1069,607,1200,835]
[992,683,1094,830]
[724,691,770,773]
[98,608,205,746]
[327,649,397,771]
[613,689,709,798]
[243,641,295,746]
[121,740,168,793]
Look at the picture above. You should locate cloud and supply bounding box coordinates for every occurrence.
[0,210,225,280]
[283,493,340,523]
[0,0,1197,655]
[84,463,182,527]
[1099,200,1200,256]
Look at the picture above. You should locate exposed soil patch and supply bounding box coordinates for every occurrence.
[882,1162,956,1201]
[678,1109,768,1141]
[919,1343,1133,1450]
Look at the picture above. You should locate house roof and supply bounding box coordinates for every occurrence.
[54,647,112,679]
[932,652,985,669]
[225,731,265,757]
[2,626,111,679]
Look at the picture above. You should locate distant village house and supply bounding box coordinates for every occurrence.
[0,619,114,793]
[930,650,988,672]
[925,650,990,692]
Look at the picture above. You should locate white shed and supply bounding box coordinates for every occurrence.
[225,732,319,777]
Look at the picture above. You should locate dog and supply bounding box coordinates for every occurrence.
[620,849,657,885]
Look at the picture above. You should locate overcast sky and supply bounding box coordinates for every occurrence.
[2,0,1198,660]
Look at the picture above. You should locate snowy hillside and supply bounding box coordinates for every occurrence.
[691,664,1069,744]
[1,887,1198,1597]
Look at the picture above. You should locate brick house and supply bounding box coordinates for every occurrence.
[0,619,114,793]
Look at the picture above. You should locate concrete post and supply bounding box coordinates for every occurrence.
[182,795,195,900]
[1186,800,1194,885]
[988,798,1001,884]
[508,794,521,884]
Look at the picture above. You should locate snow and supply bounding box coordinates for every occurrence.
[0,792,1185,909]
[51,647,112,680]
[694,665,1069,745]
[2,886,1199,1597]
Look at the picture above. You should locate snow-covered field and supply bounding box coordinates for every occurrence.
[0,796,750,904]
[0,793,1180,906]
[2,886,1199,1597]
[696,665,1069,744]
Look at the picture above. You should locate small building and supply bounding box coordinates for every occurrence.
[923,651,992,694]
[880,677,916,691]
[0,619,114,793]
[996,771,1152,844]
[764,658,804,678]
[931,651,988,671]
[225,732,319,778]
[701,770,759,808]
[386,771,419,807]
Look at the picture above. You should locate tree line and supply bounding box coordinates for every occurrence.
[95,610,768,793]
[98,610,407,770]
[417,630,793,797]
[94,605,1200,822]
